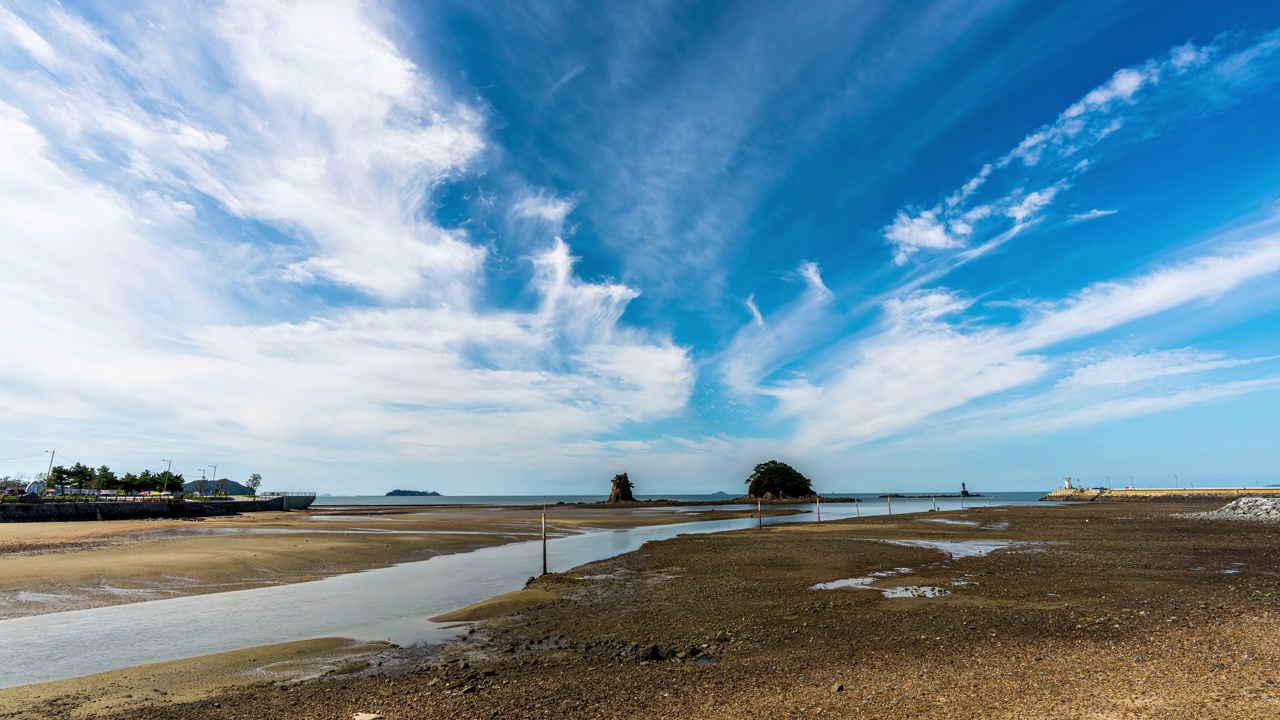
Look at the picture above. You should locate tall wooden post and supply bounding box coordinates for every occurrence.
[541,511,547,576]
[886,496,892,516]
[757,499,762,530]
[816,495,821,522]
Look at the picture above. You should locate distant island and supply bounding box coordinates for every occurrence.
[708,491,731,497]
[385,489,442,497]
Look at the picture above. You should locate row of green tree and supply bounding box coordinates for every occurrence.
[47,463,184,493]
[45,463,263,495]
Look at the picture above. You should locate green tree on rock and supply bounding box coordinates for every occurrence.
[245,473,263,496]
[608,473,635,502]
[745,460,813,499]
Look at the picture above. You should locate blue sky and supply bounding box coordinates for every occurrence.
[3,0,1280,495]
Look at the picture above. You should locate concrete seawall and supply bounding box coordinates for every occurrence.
[1042,487,1280,502]
[0,496,286,522]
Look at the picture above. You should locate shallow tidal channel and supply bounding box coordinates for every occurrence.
[1,496,1029,688]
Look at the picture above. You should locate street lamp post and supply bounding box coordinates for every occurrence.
[162,458,172,473]
[1174,474,1179,489]
[208,465,217,495]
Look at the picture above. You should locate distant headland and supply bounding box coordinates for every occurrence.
[385,489,442,497]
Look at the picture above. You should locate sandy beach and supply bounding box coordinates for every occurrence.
[15,500,1276,719]
[0,503,790,619]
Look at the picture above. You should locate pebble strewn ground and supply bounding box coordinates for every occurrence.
[16,501,1280,719]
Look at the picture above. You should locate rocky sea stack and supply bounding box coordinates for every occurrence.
[607,473,635,503]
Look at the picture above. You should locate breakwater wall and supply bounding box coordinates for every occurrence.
[1041,487,1280,502]
[0,496,286,522]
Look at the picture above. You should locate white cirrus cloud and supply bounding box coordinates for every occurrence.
[513,192,578,226]
[0,0,695,489]
[2,0,486,303]
[884,208,970,265]
[1069,208,1118,222]
[1059,349,1276,388]
[770,228,1280,450]
[720,261,838,395]
[881,32,1278,271]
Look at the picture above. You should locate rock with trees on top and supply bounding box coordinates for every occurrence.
[608,472,635,502]
[745,460,814,500]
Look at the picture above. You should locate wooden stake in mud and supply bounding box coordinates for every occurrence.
[855,499,860,518]
[541,510,547,576]
[932,496,938,512]
[757,499,763,530]
[816,494,822,522]
[886,496,893,516]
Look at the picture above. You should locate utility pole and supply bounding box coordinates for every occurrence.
[208,465,217,494]
[162,458,172,473]
[46,450,55,478]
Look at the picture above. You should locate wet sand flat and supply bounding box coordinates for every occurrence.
[82,501,1280,719]
[0,638,396,719]
[0,504,785,619]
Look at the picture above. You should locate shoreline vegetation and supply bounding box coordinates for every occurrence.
[6,499,1280,718]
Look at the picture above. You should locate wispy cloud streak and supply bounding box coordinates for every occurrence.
[771,229,1280,450]
[882,32,1280,269]
[0,0,694,486]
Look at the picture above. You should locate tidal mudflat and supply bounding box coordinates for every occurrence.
[0,504,784,620]
[9,501,1280,719]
